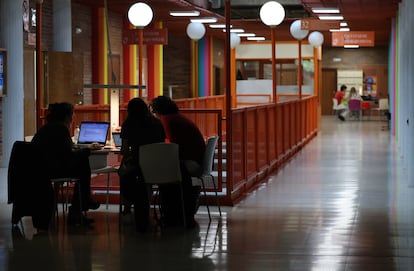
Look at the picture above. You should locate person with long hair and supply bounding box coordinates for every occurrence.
[118,97,165,232]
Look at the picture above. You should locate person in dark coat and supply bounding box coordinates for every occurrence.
[150,96,205,228]
[31,102,100,229]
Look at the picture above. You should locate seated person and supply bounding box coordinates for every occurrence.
[118,97,166,232]
[31,102,100,229]
[348,87,363,119]
[334,84,348,121]
[150,96,206,228]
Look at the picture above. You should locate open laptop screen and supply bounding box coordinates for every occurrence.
[112,132,122,148]
[77,121,110,145]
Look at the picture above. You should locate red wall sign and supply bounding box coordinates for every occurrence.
[122,29,168,45]
[331,31,375,47]
[301,19,340,31]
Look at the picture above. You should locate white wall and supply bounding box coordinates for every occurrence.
[397,0,414,185]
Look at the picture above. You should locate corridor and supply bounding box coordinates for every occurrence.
[1,116,413,271]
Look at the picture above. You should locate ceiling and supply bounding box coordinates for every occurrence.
[73,0,401,47]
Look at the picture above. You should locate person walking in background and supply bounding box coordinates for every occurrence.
[150,96,205,228]
[31,102,100,229]
[118,97,166,232]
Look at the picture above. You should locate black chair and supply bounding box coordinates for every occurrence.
[8,141,39,226]
[8,141,82,229]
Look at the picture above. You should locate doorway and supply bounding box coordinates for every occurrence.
[321,68,337,115]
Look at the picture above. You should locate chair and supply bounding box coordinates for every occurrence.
[348,99,362,120]
[24,135,33,142]
[50,177,82,225]
[89,152,119,209]
[332,98,340,115]
[8,141,37,225]
[371,98,389,121]
[185,136,222,221]
[139,142,187,228]
[8,141,82,228]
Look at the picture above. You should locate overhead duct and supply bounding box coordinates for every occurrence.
[53,0,72,52]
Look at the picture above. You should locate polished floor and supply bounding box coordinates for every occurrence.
[1,116,414,271]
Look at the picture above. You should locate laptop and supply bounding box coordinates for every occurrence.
[75,121,110,148]
[112,132,122,148]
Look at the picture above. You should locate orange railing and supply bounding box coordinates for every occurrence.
[227,96,318,204]
[40,94,318,206]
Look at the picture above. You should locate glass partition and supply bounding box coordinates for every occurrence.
[236,58,314,102]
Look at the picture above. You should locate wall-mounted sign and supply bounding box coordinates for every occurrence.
[301,19,340,31]
[122,29,168,45]
[0,48,7,96]
[332,31,375,47]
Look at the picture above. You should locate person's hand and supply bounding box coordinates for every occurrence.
[90,142,102,150]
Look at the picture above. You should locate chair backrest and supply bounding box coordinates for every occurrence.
[348,99,361,111]
[24,135,33,142]
[378,98,389,110]
[202,136,219,175]
[139,142,182,184]
[7,141,37,204]
[332,98,338,109]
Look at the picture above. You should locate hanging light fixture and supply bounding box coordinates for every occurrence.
[127,2,153,98]
[308,31,324,47]
[259,1,285,27]
[259,1,285,103]
[230,33,241,48]
[290,19,309,100]
[128,2,153,28]
[290,20,308,40]
[186,22,206,41]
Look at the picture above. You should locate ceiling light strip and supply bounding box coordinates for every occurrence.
[237,33,255,37]
[190,17,218,23]
[209,24,232,29]
[247,37,265,41]
[222,28,244,33]
[344,44,359,48]
[312,7,340,13]
[169,11,200,17]
[318,15,344,20]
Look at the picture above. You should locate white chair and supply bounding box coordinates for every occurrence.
[24,135,33,142]
[139,142,187,228]
[371,98,389,120]
[185,136,222,221]
[332,98,340,115]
